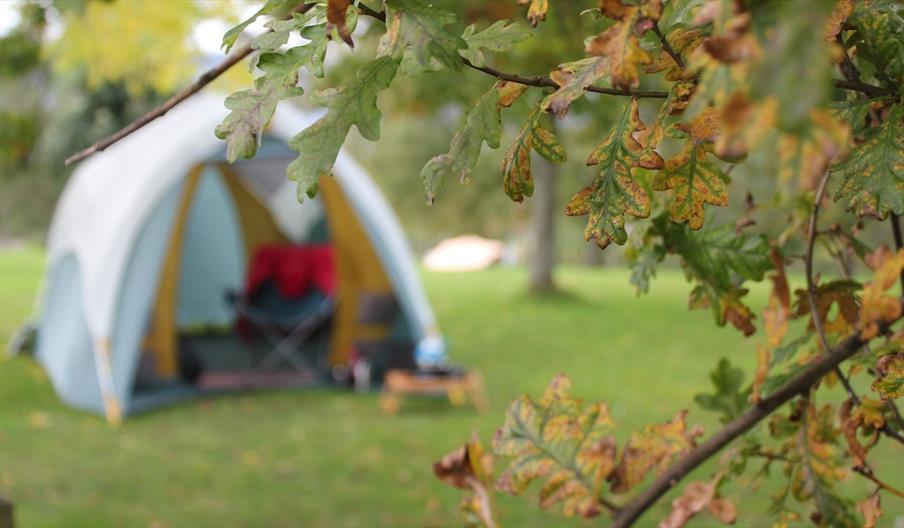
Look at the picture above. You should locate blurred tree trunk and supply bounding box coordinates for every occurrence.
[528,150,558,294]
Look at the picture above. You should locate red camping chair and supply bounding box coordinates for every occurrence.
[228,245,336,381]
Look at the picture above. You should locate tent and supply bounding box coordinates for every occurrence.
[26,94,442,423]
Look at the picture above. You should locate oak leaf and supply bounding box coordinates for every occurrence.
[434,434,497,528]
[872,352,903,400]
[609,409,703,493]
[493,374,617,518]
[221,0,298,52]
[792,403,858,527]
[517,0,548,27]
[833,104,904,219]
[752,250,790,402]
[565,99,662,248]
[421,81,527,203]
[542,57,609,118]
[325,0,353,47]
[659,475,736,528]
[792,280,861,337]
[288,56,400,199]
[858,494,881,528]
[460,20,532,68]
[858,247,904,339]
[377,0,466,75]
[502,105,566,203]
[652,141,728,230]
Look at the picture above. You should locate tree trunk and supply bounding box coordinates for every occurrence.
[528,152,558,294]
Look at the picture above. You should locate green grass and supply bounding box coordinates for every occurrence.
[0,248,901,527]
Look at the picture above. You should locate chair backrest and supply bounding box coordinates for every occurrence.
[245,244,336,301]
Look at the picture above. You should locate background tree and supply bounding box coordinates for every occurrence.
[64,0,904,526]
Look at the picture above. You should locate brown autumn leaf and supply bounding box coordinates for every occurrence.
[859,248,904,339]
[824,0,855,42]
[699,6,759,64]
[858,493,881,528]
[518,0,548,27]
[752,250,790,402]
[793,280,861,336]
[434,433,497,528]
[326,0,354,47]
[659,475,737,528]
[609,410,704,493]
[872,352,903,400]
[585,0,657,90]
[778,110,849,190]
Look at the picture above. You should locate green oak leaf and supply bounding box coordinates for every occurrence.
[848,0,904,91]
[251,6,326,52]
[652,141,729,230]
[459,20,532,68]
[215,52,306,163]
[693,358,749,424]
[421,81,526,204]
[493,374,617,519]
[833,103,904,219]
[502,105,566,203]
[222,0,299,52]
[377,0,466,76]
[658,218,772,335]
[287,56,400,199]
[564,100,662,249]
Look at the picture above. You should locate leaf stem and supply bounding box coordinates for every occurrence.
[652,23,685,70]
[611,306,903,528]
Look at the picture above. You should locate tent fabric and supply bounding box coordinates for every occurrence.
[33,93,441,421]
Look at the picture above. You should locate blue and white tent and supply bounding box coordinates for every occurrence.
[27,94,442,423]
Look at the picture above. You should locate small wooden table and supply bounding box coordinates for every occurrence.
[380,369,488,414]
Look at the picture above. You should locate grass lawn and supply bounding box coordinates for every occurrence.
[0,247,901,527]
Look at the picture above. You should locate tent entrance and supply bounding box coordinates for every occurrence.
[133,161,335,401]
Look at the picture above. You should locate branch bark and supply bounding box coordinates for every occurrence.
[462,59,669,98]
[64,40,256,165]
[611,308,902,528]
[832,78,893,98]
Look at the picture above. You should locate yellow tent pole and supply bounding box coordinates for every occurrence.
[318,176,393,365]
[93,338,122,425]
[142,166,205,378]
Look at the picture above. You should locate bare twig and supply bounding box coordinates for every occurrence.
[612,309,902,527]
[854,467,904,500]
[652,23,685,70]
[891,214,904,290]
[356,2,385,22]
[805,172,861,403]
[64,41,255,165]
[64,2,315,166]
[462,59,668,98]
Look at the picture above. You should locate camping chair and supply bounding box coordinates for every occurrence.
[229,245,336,382]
